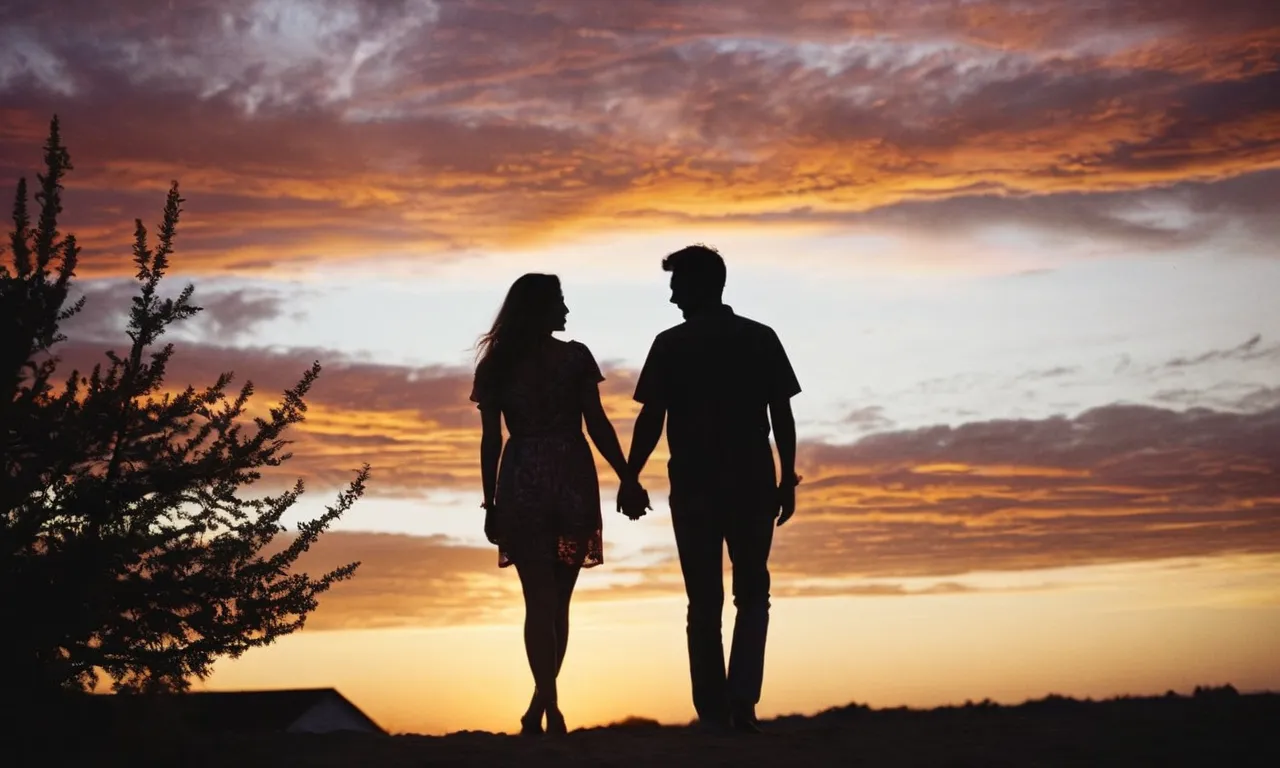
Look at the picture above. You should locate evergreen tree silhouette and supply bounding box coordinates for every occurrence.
[0,117,368,696]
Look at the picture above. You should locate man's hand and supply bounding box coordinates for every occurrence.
[776,474,801,527]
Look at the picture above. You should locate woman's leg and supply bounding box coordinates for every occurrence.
[523,560,583,728]
[515,557,560,732]
[553,560,582,673]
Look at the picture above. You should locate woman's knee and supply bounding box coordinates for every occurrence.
[522,582,557,612]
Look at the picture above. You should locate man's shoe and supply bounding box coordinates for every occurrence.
[692,714,732,735]
[730,705,764,734]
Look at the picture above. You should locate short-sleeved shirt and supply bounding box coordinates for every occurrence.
[633,305,800,496]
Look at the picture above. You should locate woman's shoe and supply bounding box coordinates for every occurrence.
[519,710,543,737]
[545,709,568,737]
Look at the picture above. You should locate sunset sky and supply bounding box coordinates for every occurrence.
[3,0,1279,735]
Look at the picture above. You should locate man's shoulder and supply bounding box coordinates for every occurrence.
[653,322,688,345]
[728,312,776,336]
[720,313,782,349]
[655,312,778,347]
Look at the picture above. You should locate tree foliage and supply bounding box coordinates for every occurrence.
[0,117,367,694]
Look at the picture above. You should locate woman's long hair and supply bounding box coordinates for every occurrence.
[475,273,562,390]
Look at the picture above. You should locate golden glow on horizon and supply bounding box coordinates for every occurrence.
[200,554,1280,734]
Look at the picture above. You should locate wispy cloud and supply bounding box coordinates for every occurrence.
[843,405,895,434]
[1164,334,1279,368]
[61,278,296,342]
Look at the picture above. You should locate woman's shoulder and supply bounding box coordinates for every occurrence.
[561,338,599,363]
[470,355,499,406]
[558,339,603,380]
[544,337,585,354]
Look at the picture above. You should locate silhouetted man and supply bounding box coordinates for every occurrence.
[627,244,801,733]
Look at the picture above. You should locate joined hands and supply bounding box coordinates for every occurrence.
[617,477,650,520]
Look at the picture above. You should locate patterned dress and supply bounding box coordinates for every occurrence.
[471,339,605,569]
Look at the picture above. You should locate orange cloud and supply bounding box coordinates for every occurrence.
[780,403,1280,578]
[45,337,662,496]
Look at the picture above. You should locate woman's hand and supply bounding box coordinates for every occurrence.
[482,502,500,544]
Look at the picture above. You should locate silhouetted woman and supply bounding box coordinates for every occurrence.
[471,273,645,736]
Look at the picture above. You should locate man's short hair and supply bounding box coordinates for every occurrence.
[662,244,726,294]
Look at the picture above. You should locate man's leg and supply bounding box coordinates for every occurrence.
[671,494,729,726]
[725,503,776,725]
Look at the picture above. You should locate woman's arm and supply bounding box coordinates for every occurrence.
[480,406,503,507]
[583,384,636,485]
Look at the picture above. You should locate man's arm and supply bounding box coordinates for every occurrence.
[629,335,668,478]
[627,402,665,478]
[766,327,802,526]
[770,397,797,485]
[770,397,799,526]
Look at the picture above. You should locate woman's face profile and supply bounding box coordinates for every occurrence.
[551,291,568,332]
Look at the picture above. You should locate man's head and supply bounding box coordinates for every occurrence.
[662,244,726,317]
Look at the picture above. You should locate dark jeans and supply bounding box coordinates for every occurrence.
[670,486,776,722]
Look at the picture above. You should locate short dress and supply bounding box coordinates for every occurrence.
[470,339,605,569]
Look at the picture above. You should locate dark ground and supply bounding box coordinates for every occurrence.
[16,688,1280,767]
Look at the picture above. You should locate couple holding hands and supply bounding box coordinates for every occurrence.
[471,245,801,736]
